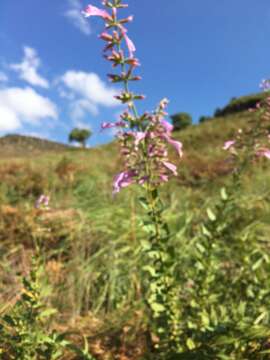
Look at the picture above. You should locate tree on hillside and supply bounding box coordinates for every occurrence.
[170,112,192,132]
[68,128,92,148]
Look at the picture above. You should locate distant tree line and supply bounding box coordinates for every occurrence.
[214,93,266,118]
[170,92,267,130]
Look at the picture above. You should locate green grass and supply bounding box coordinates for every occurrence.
[1,105,270,359]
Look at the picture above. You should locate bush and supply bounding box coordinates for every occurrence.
[214,93,267,118]
[170,112,192,131]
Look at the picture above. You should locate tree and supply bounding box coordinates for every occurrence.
[68,128,92,148]
[170,112,192,132]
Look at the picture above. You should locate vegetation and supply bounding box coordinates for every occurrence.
[68,128,92,148]
[0,102,270,358]
[170,112,192,131]
[199,115,212,124]
[0,0,270,357]
[214,92,267,117]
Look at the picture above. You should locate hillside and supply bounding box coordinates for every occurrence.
[1,92,270,359]
[0,134,70,157]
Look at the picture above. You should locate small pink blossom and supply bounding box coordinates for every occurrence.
[121,28,136,57]
[113,171,134,193]
[168,138,183,157]
[160,174,169,182]
[35,195,50,209]
[134,131,146,146]
[256,148,270,159]
[162,134,183,157]
[101,121,126,130]
[162,161,178,176]
[99,31,113,41]
[82,5,111,20]
[161,120,173,134]
[223,140,235,151]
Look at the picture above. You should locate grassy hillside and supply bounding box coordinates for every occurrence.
[1,96,270,359]
[0,134,71,157]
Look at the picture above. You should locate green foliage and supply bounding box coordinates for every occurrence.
[214,92,267,118]
[169,183,270,359]
[170,112,192,131]
[139,189,182,357]
[0,256,95,360]
[1,102,270,359]
[199,116,212,124]
[68,128,92,148]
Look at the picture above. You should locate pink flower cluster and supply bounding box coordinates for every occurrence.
[223,94,270,162]
[83,1,183,194]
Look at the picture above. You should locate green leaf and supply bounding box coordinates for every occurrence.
[186,338,196,350]
[207,208,216,222]
[142,265,157,277]
[39,308,57,319]
[221,187,228,201]
[138,197,149,210]
[202,225,212,238]
[150,303,166,314]
[252,257,263,271]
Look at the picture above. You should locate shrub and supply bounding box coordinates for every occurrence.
[170,112,192,131]
[214,93,267,118]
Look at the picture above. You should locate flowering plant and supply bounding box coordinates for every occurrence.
[223,88,270,180]
[83,2,182,195]
[83,0,183,355]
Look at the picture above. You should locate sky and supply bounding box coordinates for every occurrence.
[0,0,269,146]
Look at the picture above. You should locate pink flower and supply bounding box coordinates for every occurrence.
[121,28,136,57]
[162,134,183,157]
[257,148,270,159]
[101,121,126,130]
[223,140,235,151]
[161,120,173,134]
[162,161,178,176]
[134,131,146,146]
[160,174,169,182]
[35,194,50,209]
[82,5,111,20]
[168,138,183,157]
[99,31,113,41]
[113,171,134,193]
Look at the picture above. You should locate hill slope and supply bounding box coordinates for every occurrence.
[0,134,70,157]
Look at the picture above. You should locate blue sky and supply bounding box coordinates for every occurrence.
[0,0,269,146]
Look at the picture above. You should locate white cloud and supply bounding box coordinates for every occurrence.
[0,87,58,132]
[0,72,8,83]
[64,0,91,36]
[74,120,92,130]
[70,99,98,120]
[59,70,119,121]
[61,71,118,107]
[10,46,49,88]
[0,106,21,131]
